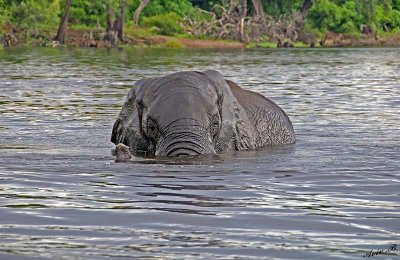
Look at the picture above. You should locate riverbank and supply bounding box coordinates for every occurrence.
[0,28,245,49]
[2,27,400,49]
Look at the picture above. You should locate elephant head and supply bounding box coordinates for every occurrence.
[111,70,246,157]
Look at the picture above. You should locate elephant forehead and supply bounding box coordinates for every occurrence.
[148,91,211,119]
[155,77,212,93]
[142,78,217,105]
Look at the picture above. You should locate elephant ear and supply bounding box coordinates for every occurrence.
[111,79,152,155]
[202,70,255,151]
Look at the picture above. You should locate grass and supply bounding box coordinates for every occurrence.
[293,42,310,47]
[124,26,154,38]
[163,39,185,48]
[246,42,277,48]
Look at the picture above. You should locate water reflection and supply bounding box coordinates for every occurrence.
[0,47,399,259]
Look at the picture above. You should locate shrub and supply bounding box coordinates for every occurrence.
[142,12,184,36]
[307,0,342,31]
[0,0,8,29]
[7,0,60,33]
[307,0,362,33]
[142,0,192,17]
[68,0,107,27]
[375,5,400,31]
[69,7,86,24]
[127,0,193,24]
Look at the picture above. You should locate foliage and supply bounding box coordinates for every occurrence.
[307,0,361,33]
[0,0,7,18]
[4,0,60,33]
[127,0,193,24]
[261,0,304,18]
[0,0,8,33]
[141,0,193,17]
[68,0,107,27]
[375,4,400,31]
[307,0,400,34]
[142,12,184,35]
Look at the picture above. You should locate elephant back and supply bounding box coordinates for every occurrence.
[226,80,295,146]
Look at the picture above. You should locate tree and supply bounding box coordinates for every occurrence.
[289,0,313,41]
[133,0,150,25]
[55,0,72,44]
[251,0,265,21]
[112,0,126,42]
[106,4,114,33]
[296,0,313,32]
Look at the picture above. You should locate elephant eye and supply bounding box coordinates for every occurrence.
[213,120,219,129]
[211,114,220,138]
[148,122,155,131]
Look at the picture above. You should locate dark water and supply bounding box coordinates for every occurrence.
[0,47,399,260]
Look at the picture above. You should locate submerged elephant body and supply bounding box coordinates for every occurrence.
[111,70,295,157]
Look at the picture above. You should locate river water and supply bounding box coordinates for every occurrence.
[0,47,399,259]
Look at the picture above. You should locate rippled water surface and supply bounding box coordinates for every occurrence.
[0,47,399,259]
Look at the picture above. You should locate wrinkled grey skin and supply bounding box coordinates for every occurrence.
[111,70,295,157]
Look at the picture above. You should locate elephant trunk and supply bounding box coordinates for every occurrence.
[163,141,213,156]
[155,120,215,156]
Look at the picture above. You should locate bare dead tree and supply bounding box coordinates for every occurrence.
[261,0,314,43]
[55,0,72,44]
[185,0,313,44]
[184,0,267,42]
[133,0,150,25]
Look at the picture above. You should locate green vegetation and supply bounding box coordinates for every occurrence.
[261,0,304,18]
[306,0,400,34]
[246,42,277,48]
[133,0,193,17]
[142,12,184,35]
[1,0,60,33]
[68,0,106,27]
[163,38,185,48]
[1,0,400,47]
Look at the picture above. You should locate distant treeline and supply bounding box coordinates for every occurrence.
[1,0,399,40]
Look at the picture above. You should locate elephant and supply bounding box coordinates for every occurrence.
[111,70,295,157]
